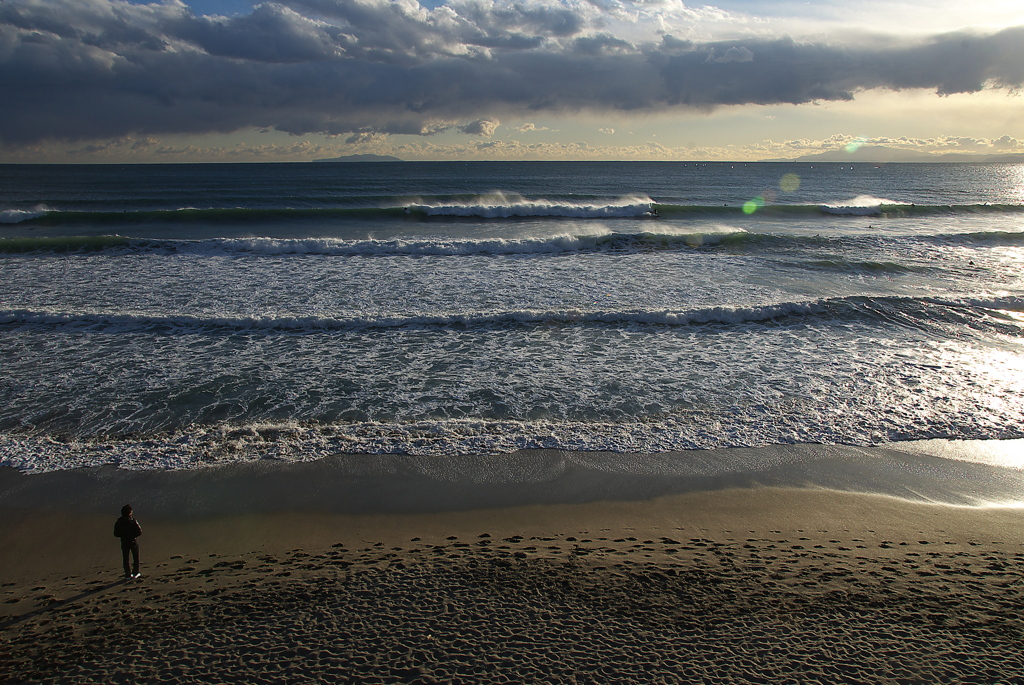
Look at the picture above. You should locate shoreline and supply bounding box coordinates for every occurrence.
[3,444,1024,682]
[3,439,1024,513]
[2,440,1024,579]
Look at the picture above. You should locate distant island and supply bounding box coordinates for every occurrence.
[765,146,1024,163]
[305,150,1024,164]
[312,154,403,163]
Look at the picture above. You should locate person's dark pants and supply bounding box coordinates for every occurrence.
[121,540,140,576]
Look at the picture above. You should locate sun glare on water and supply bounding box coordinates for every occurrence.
[1010,165,1024,204]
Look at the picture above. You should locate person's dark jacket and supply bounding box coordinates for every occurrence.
[114,516,142,544]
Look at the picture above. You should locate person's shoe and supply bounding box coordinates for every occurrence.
[132,572,142,579]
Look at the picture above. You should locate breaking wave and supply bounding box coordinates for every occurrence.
[4,226,1024,256]
[2,295,1021,335]
[0,207,50,224]
[4,198,1022,227]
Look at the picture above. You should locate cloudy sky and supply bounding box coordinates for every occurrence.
[2,0,1023,162]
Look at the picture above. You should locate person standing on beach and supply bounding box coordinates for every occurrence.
[113,504,142,579]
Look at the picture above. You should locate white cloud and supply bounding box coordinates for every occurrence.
[9,124,1024,163]
[513,122,553,132]
[762,132,1024,158]
[458,118,501,136]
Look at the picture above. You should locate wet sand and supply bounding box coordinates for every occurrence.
[3,476,1024,684]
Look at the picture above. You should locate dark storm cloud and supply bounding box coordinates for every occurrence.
[171,4,343,62]
[1,0,1022,145]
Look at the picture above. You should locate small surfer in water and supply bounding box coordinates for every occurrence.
[113,504,142,579]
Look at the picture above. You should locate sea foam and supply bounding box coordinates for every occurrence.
[408,193,656,218]
[0,302,825,332]
[2,296,1018,334]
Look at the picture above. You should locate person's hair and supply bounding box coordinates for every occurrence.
[121,504,133,517]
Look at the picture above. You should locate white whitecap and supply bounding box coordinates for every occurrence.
[0,207,49,224]
[410,193,655,219]
[820,195,910,215]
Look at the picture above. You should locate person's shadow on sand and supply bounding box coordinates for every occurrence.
[0,580,126,629]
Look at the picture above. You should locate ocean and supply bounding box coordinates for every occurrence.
[1,161,1023,478]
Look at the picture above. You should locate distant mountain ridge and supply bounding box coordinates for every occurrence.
[312,154,403,162]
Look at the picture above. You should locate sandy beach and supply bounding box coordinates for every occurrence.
[3,447,1024,684]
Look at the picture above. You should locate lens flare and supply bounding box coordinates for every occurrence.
[780,173,800,192]
[845,137,868,154]
[742,196,764,214]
